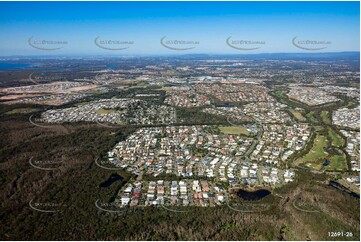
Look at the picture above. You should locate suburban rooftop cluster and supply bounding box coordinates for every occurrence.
[287,85,340,106]
[109,126,254,178]
[321,85,360,100]
[7,93,89,106]
[250,124,311,165]
[194,83,273,103]
[106,125,297,194]
[40,98,176,125]
[119,180,227,207]
[332,106,360,129]
[164,87,211,108]
[203,101,291,124]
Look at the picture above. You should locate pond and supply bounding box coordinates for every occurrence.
[323,159,330,166]
[99,174,123,188]
[237,189,271,201]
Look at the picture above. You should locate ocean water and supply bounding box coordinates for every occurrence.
[0,62,32,70]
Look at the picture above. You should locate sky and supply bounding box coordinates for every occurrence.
[0,1,359,56]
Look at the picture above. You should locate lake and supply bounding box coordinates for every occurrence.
[237,189,271,201]
[99,174,123,188]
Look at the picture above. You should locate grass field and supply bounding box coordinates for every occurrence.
[289,109,306,121]
[135,81,148,86]
[314,126,325,132]
[325,153,348,171]
[328,128,345,148]
[219,126,250,136]
[95,109,116,115]
[5,108,39,115]
[320,110,332,124]
[295,135,328,169]
[161,87,175,91]
[306,111,318,123]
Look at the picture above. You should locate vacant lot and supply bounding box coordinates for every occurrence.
[289,109,306,121]
[5,107,39,114]
[95,109,116,115]
[219,126,250,136]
